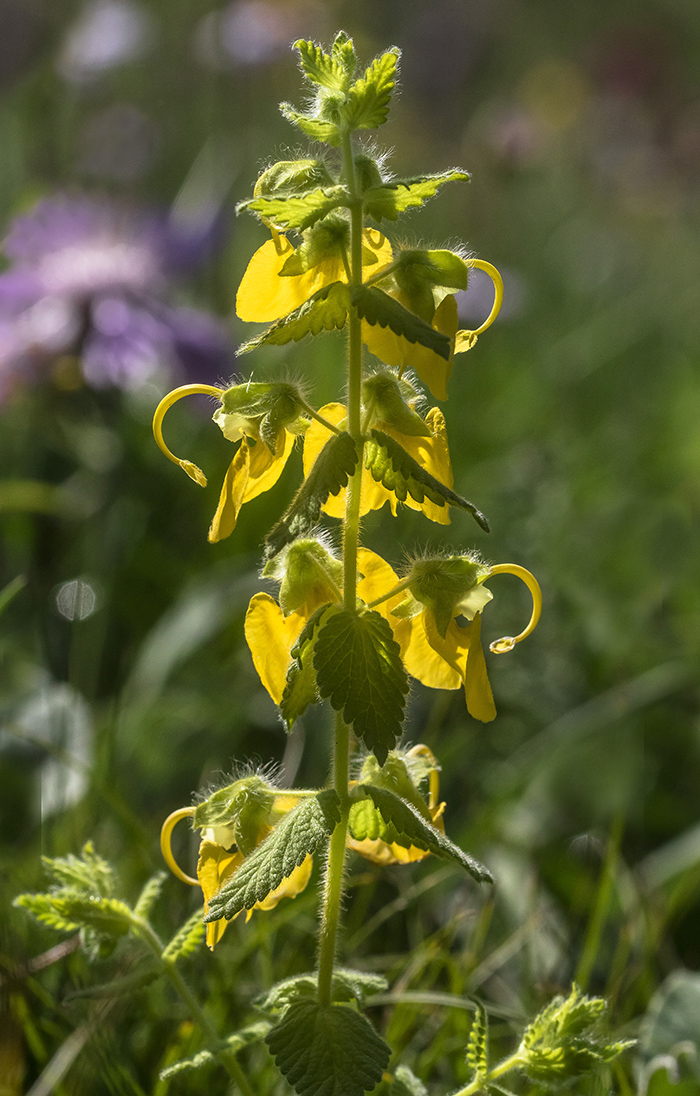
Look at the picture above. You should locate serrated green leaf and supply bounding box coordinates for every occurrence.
[266,999,390,1096]
[41,841,115,897]
[366,430,490,533]
[204,791,341,921]
[133,872,166,921]
[313,609,408,765]
[357,786,493,883]
[364,171,470,221]
[466,1004,489,1079]
[159,1023,271,1080]
[51,894,134,936]
[294,39,352,90]
[238,281,350,354]
[257,969,388,1014]
[264,432,358,560]
[332,32,357,80]
[280,606,333,729]
[280,103,341,146]
[353,285,451,359]
[343,49,400,132]
[162,908,206,963]
[14,892,82,934]
[238,186,349,232]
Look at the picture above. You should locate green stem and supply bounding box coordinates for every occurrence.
[316,130,363,1005]
[317,713,351,1005]
[297,398,344,437]
[575,813,623,991]
[132,916,255,1096]
[452,1051,525,1096]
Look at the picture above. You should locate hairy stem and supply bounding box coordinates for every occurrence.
[316,130,364,1004]
[132,916,255,1096]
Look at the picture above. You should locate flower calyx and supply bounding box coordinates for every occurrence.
[263,537,343,617]
[215,380,309,452]
[361,370,431,437]
[394,553,492,639]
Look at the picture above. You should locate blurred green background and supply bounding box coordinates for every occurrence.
[2,1,700,1092]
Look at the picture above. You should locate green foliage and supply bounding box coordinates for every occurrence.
[279,104,343,146]
[352,285,451,358]
[161,908,206,963]
[295,34,357,92]
[159,1023,271,1080]
[356,785,493,883]
[280,605,333,729]
[363,171,471,221]
[518,985,634,1083]
[64,965,159,1000]
[365,429,490,532]
[256,969,388,1013]
[466,1004,489,1082]
[313,608,408,765]
[238,186,349,232]
[266,999,391,1096]
[133,871,166,921]
[203,791,342,921]
[238,281,350,353]
[342,48,401,132]
[41,840,116,896]
[264,431,358,559]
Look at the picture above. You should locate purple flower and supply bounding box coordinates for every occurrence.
[0,193,232,401]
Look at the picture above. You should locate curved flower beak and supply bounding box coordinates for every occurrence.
[152,384,224,486]
[454,259,504,354]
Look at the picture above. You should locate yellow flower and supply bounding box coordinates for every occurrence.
[346,745,446,866]
[152,382,303,543]
[362,259,504,401]
[161,802,312,950]
[236,226,393,323]
[360,551,542,723]
[302,401,454,524]
[244,593,309,705]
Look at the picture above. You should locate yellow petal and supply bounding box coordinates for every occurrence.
[254,853,313,910]
[395,612,463,690]
[462,612,496,723]
[243,428,295,504]
[356,548,401,614]
[196,840,244,949]
[208,446,250,543]
[244,593,306,704]
[237,230,392,323]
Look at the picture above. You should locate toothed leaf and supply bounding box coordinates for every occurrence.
[352,285,451,359]
[364,170,471,221]
[133,872,166,921]
[203,791,341,921]
[280,605,333,729]
[294,37,354,90]
[466,1004,489,1079]
[313,608,408,765]
[266,999,390,1096]
[238,282,350,354]
[256,969,388,1013]
[280,103,342,146]
[342,49,400,131]
[159,1024,271,1080]
[366,429,490,532]
[161,909,206,963]
[238,186,349,232]
[356,785,493,883]
[264,432,358,560]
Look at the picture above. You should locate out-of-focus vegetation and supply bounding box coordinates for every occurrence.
[2,1,700,1093]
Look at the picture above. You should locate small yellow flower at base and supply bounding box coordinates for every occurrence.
[302,402,455,524]
[208,427,295,543]
[236,228,393,323]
